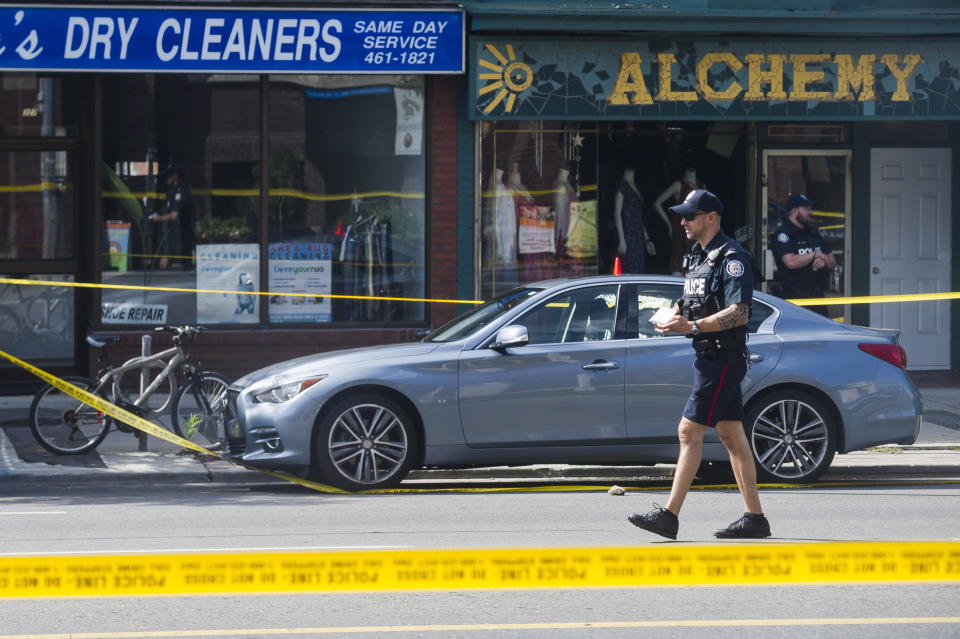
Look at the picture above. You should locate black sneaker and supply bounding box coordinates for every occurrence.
[714,513,771,539]
[627,504,679,540]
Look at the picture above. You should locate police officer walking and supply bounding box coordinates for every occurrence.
[771,193,837,316]
[627,189,770,540]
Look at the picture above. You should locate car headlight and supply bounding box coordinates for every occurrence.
[253,376,327,403]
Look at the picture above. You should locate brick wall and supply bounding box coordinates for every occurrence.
[428,75,460,328]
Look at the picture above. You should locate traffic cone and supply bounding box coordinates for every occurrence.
[334,220,344,235]
[613,256,623,275]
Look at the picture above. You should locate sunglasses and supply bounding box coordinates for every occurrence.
[679,210,711,222]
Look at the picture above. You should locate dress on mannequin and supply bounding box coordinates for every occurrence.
[614,169,647,274]
[492,168,517,264]
[653,168,704,273]
[553,167,577,256]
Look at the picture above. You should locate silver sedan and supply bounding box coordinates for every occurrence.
[224,276,922,490]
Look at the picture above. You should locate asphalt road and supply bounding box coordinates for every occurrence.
[0,478,958,638]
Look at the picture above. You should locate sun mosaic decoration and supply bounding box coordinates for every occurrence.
[478,43,534,114]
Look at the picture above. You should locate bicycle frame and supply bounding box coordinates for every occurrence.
[94,343,186,412]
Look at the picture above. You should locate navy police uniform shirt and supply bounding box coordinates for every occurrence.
[681,231,754,322]
[771,221,831,290]
[680,231,753,428]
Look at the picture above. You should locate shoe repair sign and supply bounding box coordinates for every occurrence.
[0,5,464,73]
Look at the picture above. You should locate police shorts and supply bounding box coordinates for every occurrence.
[682,352,747,428]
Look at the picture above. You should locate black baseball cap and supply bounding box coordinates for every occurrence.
[669,188,724,217]
[786,193,814,209]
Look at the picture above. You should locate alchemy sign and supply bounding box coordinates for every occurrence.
[471,38,960,120]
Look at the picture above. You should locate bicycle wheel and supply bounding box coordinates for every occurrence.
[171,372,230,449]
[29,376,110,455]
[114,361,176,416]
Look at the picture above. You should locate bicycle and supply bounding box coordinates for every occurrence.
[28,325,230,455]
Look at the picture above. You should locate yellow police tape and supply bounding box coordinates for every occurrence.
[0,541,958,597]
[4,275,960,308]
[0,277,481,306]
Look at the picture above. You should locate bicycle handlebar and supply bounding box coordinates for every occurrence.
[153,325,206,336]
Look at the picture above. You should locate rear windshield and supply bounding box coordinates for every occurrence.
[423,288,541,342]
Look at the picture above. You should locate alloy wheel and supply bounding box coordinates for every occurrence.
[327,403,409,485]
[750,399,830,480]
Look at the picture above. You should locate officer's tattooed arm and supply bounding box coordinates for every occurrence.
[699,303,750,332]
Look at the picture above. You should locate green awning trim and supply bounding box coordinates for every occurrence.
[462,1,960,35]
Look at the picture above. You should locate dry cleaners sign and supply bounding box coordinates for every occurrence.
[471,38,959,119]
[0,5,464,73]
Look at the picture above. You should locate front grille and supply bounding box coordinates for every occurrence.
[225,390,239,421]
[224,390,246,455]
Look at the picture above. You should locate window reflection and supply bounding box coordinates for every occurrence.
[0,151,74,260]
[0,74,80,137]
[101,74,261,326]
[267,75,426,324]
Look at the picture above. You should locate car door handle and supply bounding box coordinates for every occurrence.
[582,360,620,371]
[748,352,764,363]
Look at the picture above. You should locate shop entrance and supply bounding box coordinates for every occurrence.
[870,147,952,370]
[0,147,80,377]
[762,150,851,320]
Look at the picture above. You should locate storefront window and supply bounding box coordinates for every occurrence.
[267,75,426,324]
[0,150,74,260]
[101,75,261,326]
[479,121,750,298]
[763,151,850,320]
[479,121,600,299]
[0,274,74,367]
[0,74,80,137]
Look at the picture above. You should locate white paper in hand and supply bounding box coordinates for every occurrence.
[649,307,676,326]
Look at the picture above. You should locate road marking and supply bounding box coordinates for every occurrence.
[0,512,67,516]
[0,546,411,557]
[2,617,960,638]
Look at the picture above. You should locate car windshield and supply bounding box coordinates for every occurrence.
[423,288,542,342]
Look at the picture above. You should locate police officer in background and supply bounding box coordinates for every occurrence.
[771,193,837,316]
[148,162,192,269]
[627,189,771,540]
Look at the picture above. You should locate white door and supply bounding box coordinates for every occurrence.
[870,148,952,370]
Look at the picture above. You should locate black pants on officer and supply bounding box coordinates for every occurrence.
[682,343,747,428]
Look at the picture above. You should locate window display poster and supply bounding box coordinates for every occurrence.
[196,243,260,324]
[517,205,555,254]
[394,87,423,156]
[566,200,598,259]
[268,243,333,323]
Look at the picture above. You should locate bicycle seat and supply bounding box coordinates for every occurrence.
[86,335,121,349]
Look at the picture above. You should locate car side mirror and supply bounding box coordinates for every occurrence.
[491,324,528,351]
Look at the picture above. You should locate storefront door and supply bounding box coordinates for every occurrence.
[762,150,851,320]
[870,148,952,370]
[0,146,80,376]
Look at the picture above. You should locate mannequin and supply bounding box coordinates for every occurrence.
[506,163,532,202]
[614,168,654,274]
[553,167,577,254]
[490,167,518,264]
[653,167,704,274]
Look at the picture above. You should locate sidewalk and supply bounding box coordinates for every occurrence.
[1,384,958,487]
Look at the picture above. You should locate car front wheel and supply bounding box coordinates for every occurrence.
[744,389,836,484]
[310,393,419,491]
